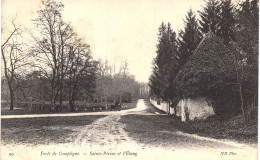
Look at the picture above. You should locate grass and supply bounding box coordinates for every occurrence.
[1,115,106,146]
[1,101,137,115]
[183,115,258,144]
[1,107,101,115]
[1,101,138,146]
[119,114,257,148]
[120,100,138,110]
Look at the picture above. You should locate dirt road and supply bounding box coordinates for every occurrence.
[69,99,157,149]
[1,99,157,119]
[1,99,257,160]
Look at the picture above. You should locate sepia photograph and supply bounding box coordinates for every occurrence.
[1,0,258,159]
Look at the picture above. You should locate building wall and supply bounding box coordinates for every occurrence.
[150,97,215,121]
[176,97,215,121]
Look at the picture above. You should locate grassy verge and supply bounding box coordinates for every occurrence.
[143,100,167,114]
[182,115,258,144]
[1,115,106,146]
[1,101,138,115]
[1,108,103,115]
[120,101,138,110]
[120,114,257,148]
[1,106,109,115]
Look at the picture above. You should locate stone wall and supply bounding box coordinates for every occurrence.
[150,97,215,121]
[149,98,170,113]
[176,97,215,121]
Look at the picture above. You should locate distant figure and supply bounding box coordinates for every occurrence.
[110,100,121,111]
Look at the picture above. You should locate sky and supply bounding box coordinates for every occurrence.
[2,0,205,83]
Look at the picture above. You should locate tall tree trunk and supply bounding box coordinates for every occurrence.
[70,84,76,112]
[59,40,64,106]
[238,83,245,120]
[9,90,14,111]
[59,77,63,106]
[2,48,14,111]
[69,89,75,112]
[68,71,74,111]
[69,99,75,112]
[51,69,55,103]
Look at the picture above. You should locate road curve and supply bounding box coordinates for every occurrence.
[1,99,257,160]
[1,99,159,119]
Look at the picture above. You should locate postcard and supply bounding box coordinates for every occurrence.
[1,0,258,159]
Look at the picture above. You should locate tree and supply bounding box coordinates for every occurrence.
[149,63,161,97]
[96,59,111,103]
[31,0,76,105]
[31,0,61,103]
[149,22,179,100]
[149,23,166,98]
[199,0,221,34]
[21,71,50,102]
[67,37,96,111]
[235,0,258,65]
[95,59,140,103]
[233,0,258,121]
[57,22,75,106]
[178,9,202,66]
[118,60,129,103]
[216,0,236,45]
[30,0,97,112]
[1,19,29,110]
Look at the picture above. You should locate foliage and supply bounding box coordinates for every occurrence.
[199,0,221,34]
[178,9,202,67]
[234,0,258,121]
[149,22,179,100]
[148,0,258,123]
[216,0,236,45]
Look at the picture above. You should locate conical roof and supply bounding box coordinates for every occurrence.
[174,31,234,97]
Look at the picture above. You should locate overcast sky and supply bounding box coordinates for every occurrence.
[2,0,205,82]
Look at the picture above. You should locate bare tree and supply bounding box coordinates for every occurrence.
[57,22,74,105]
[31,0,73,105]
[96,59,111,103]
[96,59,139,103]
[67,37,96,111]
[119,60,129,103]
[1,19,28,110]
